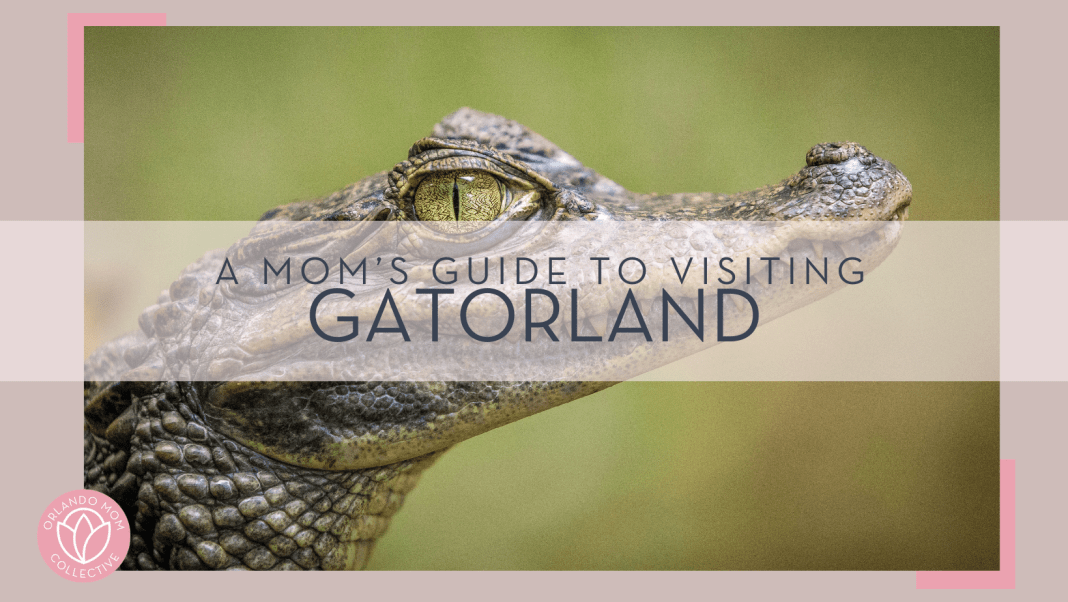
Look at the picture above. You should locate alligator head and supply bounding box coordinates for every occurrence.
[84,108,912,570]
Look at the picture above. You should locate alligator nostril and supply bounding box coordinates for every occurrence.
[806,141,872,167]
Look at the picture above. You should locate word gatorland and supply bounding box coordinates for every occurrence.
[215,253,866,344]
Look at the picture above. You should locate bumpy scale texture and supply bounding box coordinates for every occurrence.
[85,108,912,570]
[85,382,440,570]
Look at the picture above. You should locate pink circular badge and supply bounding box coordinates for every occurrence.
[37,489,131,582]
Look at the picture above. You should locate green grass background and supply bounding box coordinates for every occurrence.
[84,27,1000,569]
[86,27,997,222]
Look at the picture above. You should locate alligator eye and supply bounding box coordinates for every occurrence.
[414,170,504,222]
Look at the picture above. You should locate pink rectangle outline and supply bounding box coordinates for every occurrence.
[67,13,166,143]
[917,459,1015,589]
[69,21,1013,586]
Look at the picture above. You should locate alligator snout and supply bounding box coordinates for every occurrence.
[805,141,874,167]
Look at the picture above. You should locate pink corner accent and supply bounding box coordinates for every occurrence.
[67,13,166,143]
[916,459,1015,589]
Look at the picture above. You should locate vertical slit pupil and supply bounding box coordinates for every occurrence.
[452,181,460,220]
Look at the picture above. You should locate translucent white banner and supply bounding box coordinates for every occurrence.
[83,220,997,382]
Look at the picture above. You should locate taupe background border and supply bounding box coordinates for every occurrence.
[7,3,1067,222]
[3,382,1063,598]
[2,1,1065,599]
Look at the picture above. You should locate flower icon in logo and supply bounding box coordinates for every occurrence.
[56,508,112,565]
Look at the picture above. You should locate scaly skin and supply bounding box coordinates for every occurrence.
[84,108,912,570]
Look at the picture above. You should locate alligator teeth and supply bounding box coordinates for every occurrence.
[750,268,765,289]
[585,318,602,337]
[812,240,824,259]
[591,315,607,337]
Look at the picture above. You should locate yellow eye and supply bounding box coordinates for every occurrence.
[414,170,504,222]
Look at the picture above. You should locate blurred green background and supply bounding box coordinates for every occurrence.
[84,28,1000,569]
[86,27,998,221]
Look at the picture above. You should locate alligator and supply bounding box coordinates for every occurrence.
[84,108,912,570]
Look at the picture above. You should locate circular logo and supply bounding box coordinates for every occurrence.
[37,489,131,581]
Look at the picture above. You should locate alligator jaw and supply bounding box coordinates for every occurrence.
[191,170,911,473]
[84,110,915,570]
